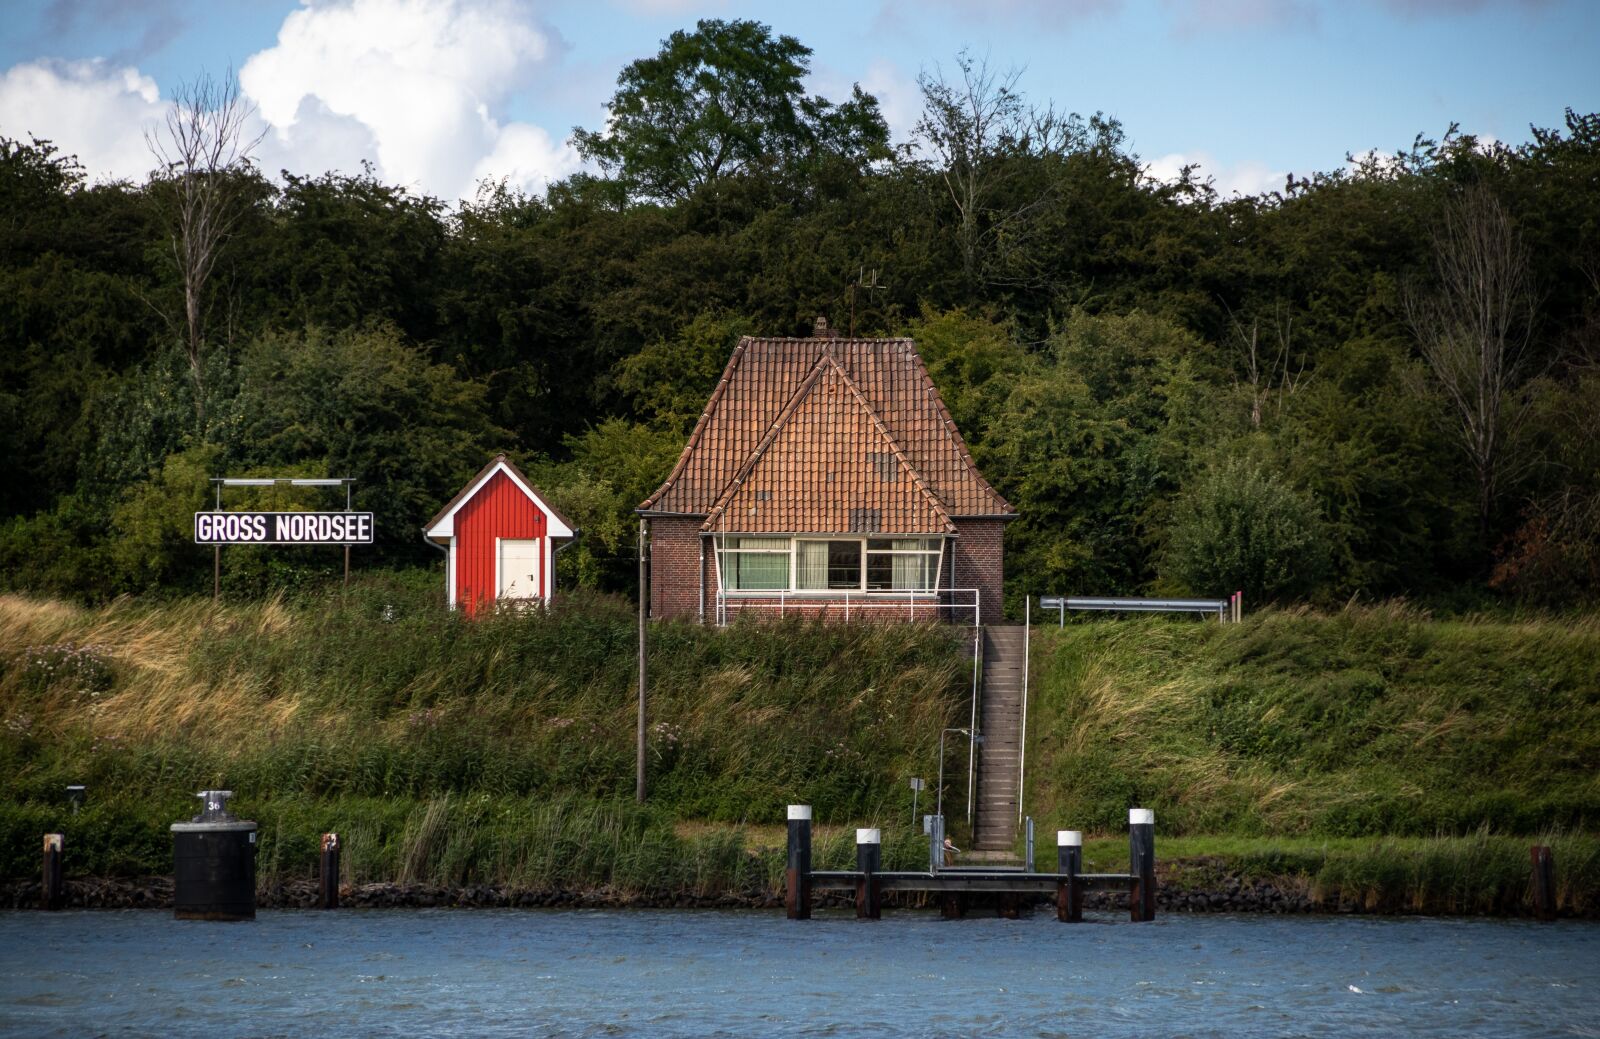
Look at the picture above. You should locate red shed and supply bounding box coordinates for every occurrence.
[424,455,576,615]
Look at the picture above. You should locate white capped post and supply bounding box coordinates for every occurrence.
[786,805,813,920]
[855,828,882,919]
[1129,807,1156,922]
[1056,829,1083,922]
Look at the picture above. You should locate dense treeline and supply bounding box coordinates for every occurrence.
[2,23,1597,610]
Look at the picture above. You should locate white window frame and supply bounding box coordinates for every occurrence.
[716,535,944,594]
[718,536,790,592]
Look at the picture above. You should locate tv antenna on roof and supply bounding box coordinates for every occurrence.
[849,266,884,337]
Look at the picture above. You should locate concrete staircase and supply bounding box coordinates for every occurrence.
[974,624,1026,852]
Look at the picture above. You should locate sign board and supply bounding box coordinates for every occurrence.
[194,511,374,545]
[909,778,925,791]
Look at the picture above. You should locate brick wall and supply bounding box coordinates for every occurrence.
[951,519,1006,625]
[647,517,706,620]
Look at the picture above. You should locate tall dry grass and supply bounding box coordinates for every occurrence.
[1022,605,1600,839]
[2,583,969,826]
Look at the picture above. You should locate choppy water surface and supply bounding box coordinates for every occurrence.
[1,908,1596,1038]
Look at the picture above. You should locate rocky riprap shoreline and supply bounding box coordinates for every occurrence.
[0,864,1575,917]
[0,877,785,911]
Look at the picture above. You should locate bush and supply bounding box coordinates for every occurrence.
[1161,457,1330,602]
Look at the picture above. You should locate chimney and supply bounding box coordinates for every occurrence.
[813,315,840,339]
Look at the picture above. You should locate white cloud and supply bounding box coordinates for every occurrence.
[239,0,580,200]
[810,56,922,147]
[878,0,1121,28]
[0,0,582,202]
[1160,0,1319,34]
[607,0,726,12]
[859,59,922,145]
[469,120,575,193]
[0,59,165,182]
[1146,150,1286,198]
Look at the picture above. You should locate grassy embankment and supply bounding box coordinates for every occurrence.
[2,584,1596,912]
[1022,605,1600,913]
[0,579,960,897]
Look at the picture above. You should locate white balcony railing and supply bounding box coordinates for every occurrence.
[714,587,981,627]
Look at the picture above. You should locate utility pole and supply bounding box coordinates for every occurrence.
[637,518,648,803]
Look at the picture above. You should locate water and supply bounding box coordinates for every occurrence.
[1,909,1596,1038]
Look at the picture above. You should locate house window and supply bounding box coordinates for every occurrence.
[722,537,788,590]
[866,538,942,591]
[796,540,862,590]
[719,535,944,593]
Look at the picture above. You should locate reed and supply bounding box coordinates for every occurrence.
[1,582,968,846]
[1025,606,1600,838]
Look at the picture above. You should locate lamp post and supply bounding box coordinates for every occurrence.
[937,727,981,823]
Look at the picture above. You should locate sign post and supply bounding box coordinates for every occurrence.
[202,478,366,598]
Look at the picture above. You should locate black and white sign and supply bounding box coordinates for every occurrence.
[194,511,374,545]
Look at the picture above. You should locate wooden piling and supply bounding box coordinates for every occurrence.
[940,892,966,919]
[1531,845,1557,922]
[855,828,881,920]
[319,833,340,910]
[1056,830,1083,923]
[786,805,812,921]
[1129,808,1156,923]
[42,834,64,911]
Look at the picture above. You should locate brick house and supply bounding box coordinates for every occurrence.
[638,319,1015,623]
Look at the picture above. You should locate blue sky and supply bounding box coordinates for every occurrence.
[0,0,1593,202]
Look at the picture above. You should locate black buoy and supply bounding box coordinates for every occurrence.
[171,790,257,921]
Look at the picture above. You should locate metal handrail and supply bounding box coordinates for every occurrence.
[716,587,982,628]
[1018,595,1030,826]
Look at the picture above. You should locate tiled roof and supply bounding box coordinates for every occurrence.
[640,336,1013,520]
[701,357,955,535]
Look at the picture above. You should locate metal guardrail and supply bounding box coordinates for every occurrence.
[1038,595,1238,625]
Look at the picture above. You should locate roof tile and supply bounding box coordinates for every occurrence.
[641,336,1012,520]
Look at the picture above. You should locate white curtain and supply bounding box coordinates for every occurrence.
[796,541,829,590]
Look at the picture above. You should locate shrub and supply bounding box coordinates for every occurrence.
[1161,458,1330,602]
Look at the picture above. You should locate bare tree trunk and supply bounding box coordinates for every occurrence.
[1227,302,1309,429]
[915,52,1075,289]
[1405,184,1538,541]
[145,70,263,430]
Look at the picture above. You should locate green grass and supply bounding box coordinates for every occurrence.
[3,586,1598,912]
[1023,606,1600,837]
[0,580,967,825]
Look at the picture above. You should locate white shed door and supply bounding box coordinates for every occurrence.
[498,539,542,599]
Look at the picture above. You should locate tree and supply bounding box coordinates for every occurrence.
[1404,184,1539,539]
[145,70,264,427]
[613,312,750,431]
[230,325,505,562]
[571,19,887,203]
[913,52,1107,286]
[1161,458,1330,603]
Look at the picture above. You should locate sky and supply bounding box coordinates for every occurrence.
[0,0,1594,204]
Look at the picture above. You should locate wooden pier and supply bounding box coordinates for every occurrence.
[786,807,1158,922]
